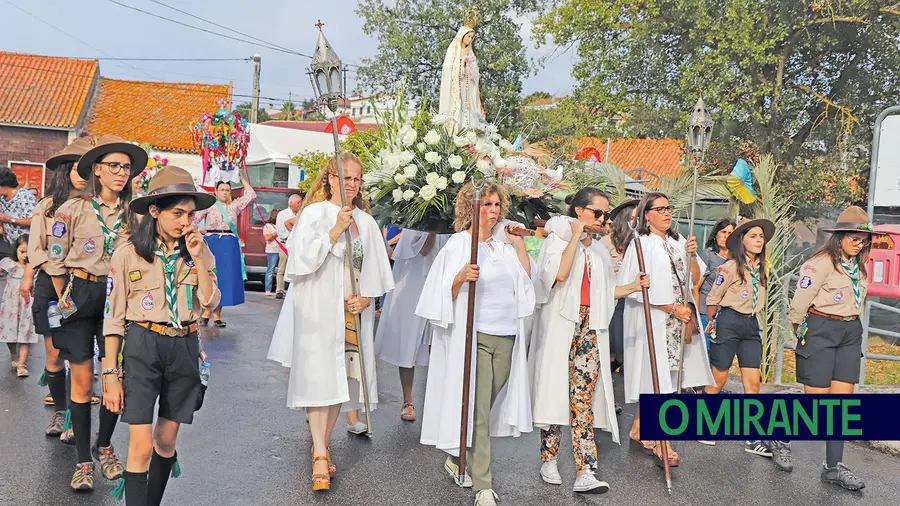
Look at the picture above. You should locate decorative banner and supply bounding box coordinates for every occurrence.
[190,98,250,189]
[575,146,603,162]
[324,115,357,135]
[137,145,168,195]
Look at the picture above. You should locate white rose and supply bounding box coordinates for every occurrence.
[382,153,400,172]
[416,142,426,152]
[465,130,478,144]
[392,188,404,203]
[490,132,501,141]
[419,185,437,200]
[434,176,448,190]
[394,173,408,185]
[499,139,514,152]
[425,152,441,164]
[448,154,463,169]
[431,114,450,126]
[398,124,417,146]
[476,159,493,175]
[486,123,499,134]
[403,189,415,201]
[452,135,469,147]
[474,139,490,155]
[425,172,439,185]
[403,164,418,178]
[362,173,379,185]
[399,150,415,165]
[424,129,441,145]
[451,171,467,184]
[493,156,508,169]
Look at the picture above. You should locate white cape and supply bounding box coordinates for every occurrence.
[267,201,394,410]
[416,228,535,456]
[618,233,714,403]
[528,217,620,443]
[375,230,449,368]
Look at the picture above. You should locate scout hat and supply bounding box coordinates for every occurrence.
[608,198,640,222]
[726,218,775,250]
[45,138,92,171]
[76,135,149,181]
[822,206,875,234]
[130,165,216,215]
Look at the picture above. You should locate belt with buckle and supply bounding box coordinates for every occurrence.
[69,268,106,283]
[809,307,858,322]
[135,321,200,337]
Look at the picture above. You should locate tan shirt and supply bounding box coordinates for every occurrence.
[27,198,54,269]
[706,259,765,314]
[46,198,131,277]
[599,234,624,274]
[788,253,867,324]
[103,242,221,337]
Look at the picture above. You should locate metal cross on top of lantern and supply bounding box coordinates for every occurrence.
[686,96,713,157]
[190,98,250,184]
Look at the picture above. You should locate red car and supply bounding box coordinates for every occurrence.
[232,186,303,282]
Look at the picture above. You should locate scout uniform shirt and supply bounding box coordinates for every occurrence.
[706,259,765,315]
[103,242,221,337]
[788,253,867,325]
[45,198,131,277]
[26,198,56,270]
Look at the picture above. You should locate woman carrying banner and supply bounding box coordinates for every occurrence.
[618,192,713,467]
[783,206,873,490]
[192,173,256,327]
[416,183,535,506]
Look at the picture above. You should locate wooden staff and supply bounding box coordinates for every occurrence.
[528,220,608,236]
[457,179,484,485]
[630,221,673,493]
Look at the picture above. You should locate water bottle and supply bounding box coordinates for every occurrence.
[47,301,62,329]
[199,361,210,387]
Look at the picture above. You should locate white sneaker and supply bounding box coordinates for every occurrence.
[573,473,610,494]
[698,440,716,446]
[444,457,473,488]
[474,489,499,506]
[347,421,368,435]
[540,461,562,485]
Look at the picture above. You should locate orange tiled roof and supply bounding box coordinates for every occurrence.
[88,78,231,153]
[578,137,685,187]
[0,52,99,129]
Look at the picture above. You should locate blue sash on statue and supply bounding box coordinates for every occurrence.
[215,201,247,281]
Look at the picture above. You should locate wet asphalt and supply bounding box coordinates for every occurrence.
[1,281,899,506]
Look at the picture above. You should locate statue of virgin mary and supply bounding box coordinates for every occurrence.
[438,11,486,135]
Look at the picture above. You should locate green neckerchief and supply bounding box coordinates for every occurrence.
[745,262,760,311]
[840,257,861,308]
[154,247,181,328]
[91,198,123,257]
[214,201,247,281]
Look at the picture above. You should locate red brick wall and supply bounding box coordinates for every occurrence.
[0,125,69,167]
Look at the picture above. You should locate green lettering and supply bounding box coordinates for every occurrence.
[841,400,862,437]
[660,399,689,435]
[698,398,729,437]
[768,399,791,437]
[733,397,740,436]
[820,399,840,436]
[793,399,818,436]
[743,399,765,437]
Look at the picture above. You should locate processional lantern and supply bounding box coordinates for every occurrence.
[307,20,344,113]
[686,96,713,156]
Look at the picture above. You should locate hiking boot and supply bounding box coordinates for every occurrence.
[60,427,75,445]
[822,462,865,491]
[745,440,772,457]
[573,472,609,494]
[539,461,562,485]
[92,444,125,480]
[769,441,793,472]
[45,411,66,437]
[71,462,94,491]
[444,456,472,488]
[474,489,498,506]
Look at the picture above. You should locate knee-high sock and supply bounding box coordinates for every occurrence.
[96,404,118,448]
[46,369,68,413]
[826,440,844,468]
[124,471,148,506]
[70,400,92,463]
[146,450,177,506]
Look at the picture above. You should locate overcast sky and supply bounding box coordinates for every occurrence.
[2,0,577,108]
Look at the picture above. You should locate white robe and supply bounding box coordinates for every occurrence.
[270,201,395,410]
[528,217,620,443]
[618,233,714,404]
[416,228,535,456]
[375,230,449,368]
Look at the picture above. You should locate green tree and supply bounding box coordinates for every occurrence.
[233,102,270,123]
[292,151,332,193]
[522,91,552,105]
[356,0,539,135]
[281,100,301,121]
[533,1,900,166]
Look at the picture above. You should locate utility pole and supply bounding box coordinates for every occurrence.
[251,54,262,123]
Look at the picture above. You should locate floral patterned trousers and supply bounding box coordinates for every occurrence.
[541,306,600,472]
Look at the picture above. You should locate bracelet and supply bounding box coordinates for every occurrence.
[102,368,122,376]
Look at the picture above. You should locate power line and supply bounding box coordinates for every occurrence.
[73,57,253,62]
[104,0,312,58]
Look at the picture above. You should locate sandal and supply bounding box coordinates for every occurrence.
[628,428,654,455]
[652,441,680,468]
[311,455,330,491]
[44,394,54,406]
[311,446,336,477]
[214,320,226,328]
[400,403,416,422]
[17,365,29,378]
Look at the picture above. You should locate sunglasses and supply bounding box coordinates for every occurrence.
[583,207,608,220]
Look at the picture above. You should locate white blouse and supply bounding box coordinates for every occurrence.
[474,240,518,336]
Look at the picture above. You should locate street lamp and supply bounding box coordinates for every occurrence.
[307,21,374,437]
[686,96,713,157]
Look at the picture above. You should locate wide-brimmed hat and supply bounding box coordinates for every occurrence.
[76,135,149,181]
[608,199,640,222]
[130,166,216,215]
[726,218,776,250]
[822,206,875,234]
[46,138,93,171]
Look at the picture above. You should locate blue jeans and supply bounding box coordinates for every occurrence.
[265,252,279,293]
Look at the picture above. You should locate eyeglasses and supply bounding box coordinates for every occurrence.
[649,206,674,215]
[95,161,132,174]
[329,173,362,185]
[584,207,608,220]
[846,236,870,246]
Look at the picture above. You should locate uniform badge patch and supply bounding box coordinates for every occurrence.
[106,277,114,296]
[51,221,67,237]
[54,213,70,224]
[740,288,750,299]
[129,271,142,282]
[141,293,154,311]
[802,264,817,273]
[83,238,97,255]
[49,244,64,259]
[714,274,725,285]
[185,259,195,268]
[799,276,812,289]
[103,300,112,318]
[834,290,844,302]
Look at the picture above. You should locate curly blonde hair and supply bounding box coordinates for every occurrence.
[454,181,509,232]
[302,152,369,212]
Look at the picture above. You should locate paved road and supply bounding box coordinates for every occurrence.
[2,285,899,506]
